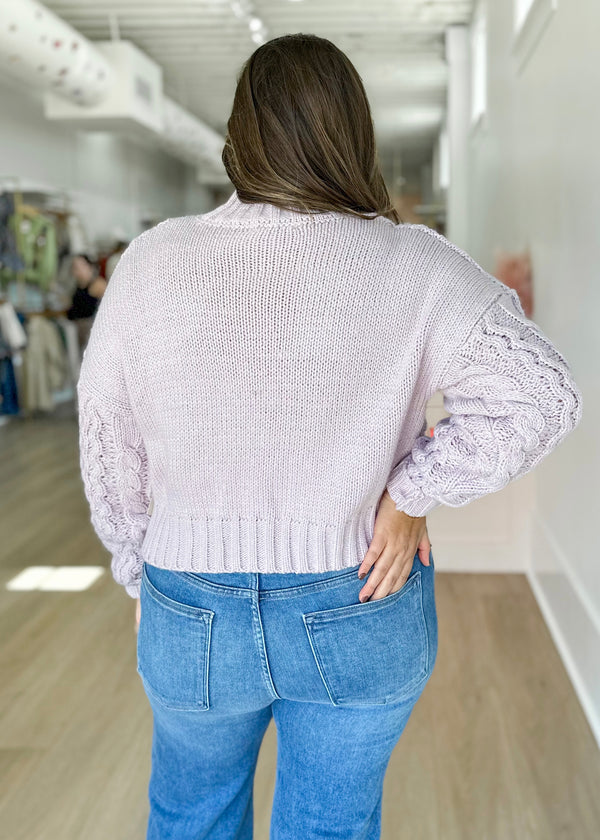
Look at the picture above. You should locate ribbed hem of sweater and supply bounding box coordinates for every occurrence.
[138,504,380,575]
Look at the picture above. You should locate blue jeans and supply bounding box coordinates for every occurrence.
[137,549,438,839]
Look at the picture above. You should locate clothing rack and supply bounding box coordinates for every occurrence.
[0,289,80,421]
[0,185,92,420]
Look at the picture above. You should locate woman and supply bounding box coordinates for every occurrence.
[77,34,582,840]
[66,253,106,356]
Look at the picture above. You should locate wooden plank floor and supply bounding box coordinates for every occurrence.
[1,410,599,840]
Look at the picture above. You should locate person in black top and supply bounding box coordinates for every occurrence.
[66,254,107,356]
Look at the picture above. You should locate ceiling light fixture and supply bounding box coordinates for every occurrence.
[229,1,268,45]
[230,1,249,19]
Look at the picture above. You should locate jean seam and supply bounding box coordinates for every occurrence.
[258,566,363,600]
[301,614,337,706]
[143,565,216,619]
[251,591,281,700]
[303,571,421,623]
[137,670,211,712]
[178,565,364,600]
[178,573,251,598]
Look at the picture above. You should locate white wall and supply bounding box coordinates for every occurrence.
[0,75,214,247]
[183,169,218,219]
[445,24,471,249]
[457,0,599,743]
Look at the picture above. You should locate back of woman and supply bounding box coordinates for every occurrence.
[76,33,582,840]
[80,197,518,574]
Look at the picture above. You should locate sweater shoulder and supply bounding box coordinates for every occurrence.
[396,223,510,304]
[110,217,198,282]
[127,215,196,251]
[395,224,502,280]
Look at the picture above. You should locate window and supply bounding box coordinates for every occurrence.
[438,126,449,191]
[515,0,535,31]
[512,0,558,73]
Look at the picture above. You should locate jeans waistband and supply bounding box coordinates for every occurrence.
[173,562,363,592]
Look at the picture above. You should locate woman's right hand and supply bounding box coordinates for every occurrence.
[135,597,141,634]
[357,489,431,603]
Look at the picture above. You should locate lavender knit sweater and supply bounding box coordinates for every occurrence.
[77,190,583,598]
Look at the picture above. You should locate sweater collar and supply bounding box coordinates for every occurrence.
[197,189,376,228]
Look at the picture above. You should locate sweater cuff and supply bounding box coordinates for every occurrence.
[125,581,141,599]
[386,462,442,517]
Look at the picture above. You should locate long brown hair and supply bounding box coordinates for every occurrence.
[222,33,402,224]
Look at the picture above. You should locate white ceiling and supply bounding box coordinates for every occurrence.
[43,0,475,172]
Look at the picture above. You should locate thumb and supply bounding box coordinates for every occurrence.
[418,536,432,567]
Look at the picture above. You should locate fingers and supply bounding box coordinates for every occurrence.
[357,531,386,579]
[358,548,414,602]
[357,541,431,602]
[419,543,431,566]
[370,563,412,602]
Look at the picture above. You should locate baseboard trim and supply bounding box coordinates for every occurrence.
[526,512,600,749]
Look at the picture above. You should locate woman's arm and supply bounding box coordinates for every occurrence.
[385,286,583,516]
[76,240,150,599]
[88,275,107,299]
[77,388,150,598]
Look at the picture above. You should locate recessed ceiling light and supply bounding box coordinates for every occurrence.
[230,1,246,19]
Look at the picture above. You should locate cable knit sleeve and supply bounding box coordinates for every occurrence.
[386,287,583,517]
[76,241,150,599]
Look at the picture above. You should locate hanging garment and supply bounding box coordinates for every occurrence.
[0,331,17,415]
[0,301,28,350]
[10,210,58,290]
[55,316,81,386]
[2,279,44,313]
[22,315,69,412]
[66,213,88,255]
[0,193,25,276]
[74,317,93,357]
[0,353,20,415]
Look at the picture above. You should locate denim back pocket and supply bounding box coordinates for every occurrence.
[302,570,430,707]
[137,565,215,711]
